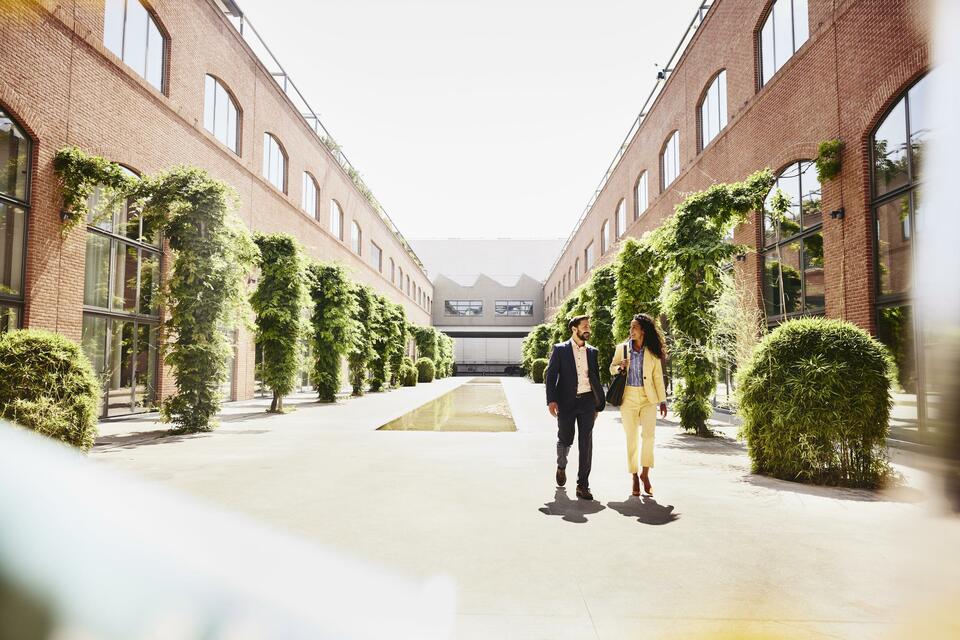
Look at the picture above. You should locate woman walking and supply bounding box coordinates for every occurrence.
[609,313,668,496]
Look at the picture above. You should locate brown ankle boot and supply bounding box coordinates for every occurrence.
[632,474,641,497]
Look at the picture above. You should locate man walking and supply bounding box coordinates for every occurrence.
[545,315,606,500]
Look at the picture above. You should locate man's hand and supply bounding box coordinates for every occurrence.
[659,402,668,418]
[548,402,558,418]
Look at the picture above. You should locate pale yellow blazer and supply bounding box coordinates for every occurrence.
[609,342,667,405]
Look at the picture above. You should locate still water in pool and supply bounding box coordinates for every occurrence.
[378,378,517,432]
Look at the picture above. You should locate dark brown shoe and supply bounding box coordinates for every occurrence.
[576,485,593,500]
[632,474,641,497]
[556,467,566,487]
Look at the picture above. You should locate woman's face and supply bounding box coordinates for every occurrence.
[630,319,645,342]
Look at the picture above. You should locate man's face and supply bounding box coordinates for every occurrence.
[574,319,591,342]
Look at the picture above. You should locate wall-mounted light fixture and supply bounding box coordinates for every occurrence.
[60,209,71,222]
[735,253,746,262]
[830,207,845,220]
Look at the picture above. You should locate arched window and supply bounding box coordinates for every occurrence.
[699,70,727,150]
[601,220,611,254]
[203,75,240,153]
[616,199,627,238]
[0,108,30,332]
[634,171,648,220]
[301,172,319,218]
[262,133,287,193]
[398,266,404,289]
[872,74,930,429]
[351,220,362,255]
[575,256,582,281]
[759,0,809,87]
[584,242,595,271]
[661,131,680,191]
[329,200,344,240]
[103,0,167,92]
[761,160,823,320]
[567,267,572,291]
[406,275,411,296]
[389,258,396,284]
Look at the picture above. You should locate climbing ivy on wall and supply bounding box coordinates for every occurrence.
[53,146,136,232]
[306,261,357,402]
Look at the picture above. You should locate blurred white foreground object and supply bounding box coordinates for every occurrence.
[0,422,455,639]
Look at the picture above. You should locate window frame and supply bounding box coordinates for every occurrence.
[494,299,534,317]
[351,220,362,256]
[757,0,810,88]
[634,171,648,220]
[444,299,484,317]
[203,74,241,154]
[698,69,728,152]
[103,0,169,94]
[262,132,288,193]
[616,199,627,239]
[0,107,32,331]
[660,130,680,191]
[601,219,610,254]
[370,240,383,272]
[329,200,344,241]
[301,171,319,219]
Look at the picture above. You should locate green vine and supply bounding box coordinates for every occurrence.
[368,293,392,392]
[585,263,617,385]
[307,261,358,402]
[53,146,136,232]
[385,302,409,388]
[613,234,664,342]
[348,283,375,396]
[130,166,258,432]
[815,139,843,182]
[251,233,307,412]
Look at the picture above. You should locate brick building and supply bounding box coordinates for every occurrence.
[543,0,931,440]
[0,0,433,416]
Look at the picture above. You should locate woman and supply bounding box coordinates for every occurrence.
[609,313,668,496]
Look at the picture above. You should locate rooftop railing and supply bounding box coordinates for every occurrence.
[546,1,716,282]
[218,2,426,271]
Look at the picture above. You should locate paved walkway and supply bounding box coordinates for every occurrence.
[92,378,960,639]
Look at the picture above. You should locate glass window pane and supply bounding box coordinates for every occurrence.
[145,16,164,90]
[0,110,31,202]
[617,200,626,237]
[802,231,824,311]
[123,0,148,78]
[139,250,160,316]
[0,304,20,333]
[0,202,25,298]
[773,0,793,75]
[214,82,229,143]
[799,161,822,229]
[226,99,238,153]
[103,0,125,58]
[84,233,112,308]
[761,13,775,85]
[113,243,139,313]
[636,172,647,217]
[263,135,271,182]
[908,75,931,181]
[81,314,108,384]
[793,0,810,47]
[877,305,918,434]
[203,75,216,133]
[873,98,909,197]
[718,70,728,128]
[875,194,912,296]
[763,242,802,317]
[106,319,136,416]
[134,323,159,410]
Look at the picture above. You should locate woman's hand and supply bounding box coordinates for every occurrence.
[619,356,629,373]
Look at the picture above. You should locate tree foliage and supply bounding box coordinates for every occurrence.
[368,294,392,392]
[410,325,438,363]
[550,288,586,345]
[585,263,617,384]
[384,302,408,388]
[521,324,553,374]
[348,283,375,396]
[436,332,454,378]
[306,261,357,402]
[613,235,664,342]
[651,168,775,436]
[53,146,136,232]
[131,166,258,432]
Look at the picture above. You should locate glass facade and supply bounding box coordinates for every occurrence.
[661,131,680,190]
[445,300,483,317]
[759,0,809,86]
[0,109,30,332]
[699,70,727,149]
[761,160,823,320]
[872,74,930,438]
[203,75,239,153]
[103,0,166,92]
[81,177,162,417]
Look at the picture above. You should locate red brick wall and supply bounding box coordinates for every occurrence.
[0,0,434,402]
[545,0,931,336]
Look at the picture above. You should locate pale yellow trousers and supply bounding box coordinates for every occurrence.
[620,385,657,472]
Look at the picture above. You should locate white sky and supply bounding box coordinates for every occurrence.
[239,0,704,239]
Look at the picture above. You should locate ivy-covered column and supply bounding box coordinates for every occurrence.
[348,283,375,396]
[306,261,357,402]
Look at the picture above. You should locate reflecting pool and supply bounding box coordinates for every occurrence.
[378,378,516,432]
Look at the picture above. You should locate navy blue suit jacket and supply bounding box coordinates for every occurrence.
[545,340,606,413]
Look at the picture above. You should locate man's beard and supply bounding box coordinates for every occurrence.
[578,330,591,342]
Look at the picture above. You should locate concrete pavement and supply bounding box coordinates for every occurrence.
[92,377,960,639]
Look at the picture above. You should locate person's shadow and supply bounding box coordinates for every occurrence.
[539,487,606,523]
[606,495,679,525]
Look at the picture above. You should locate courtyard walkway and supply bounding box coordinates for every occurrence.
[92,378,960,640]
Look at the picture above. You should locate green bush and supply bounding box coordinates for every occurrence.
[0,330,101,451]
[521,324,552,373]
[401,357,418,387]
[416,357,435,383]
[737,318,894,488]
[531,358,549,384]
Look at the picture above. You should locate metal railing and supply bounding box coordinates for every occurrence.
[219,4,425,271]
[546,1,716,281]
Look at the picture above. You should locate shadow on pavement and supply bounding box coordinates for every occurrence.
[660,432,746,456]
[740,473,927,503]
[539,487,606,523]
[606,496,680,525]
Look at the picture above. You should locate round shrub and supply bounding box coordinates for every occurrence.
[737,318,893,488]
[0,330,101,452]
[531,358,549,384]
[400,356,418,387]
[416,357,435,383]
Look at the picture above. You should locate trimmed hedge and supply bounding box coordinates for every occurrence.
[416,357,435,383]
[400,356,418,387]
[531,358,549,384]
[0,330,101,451]
[737,318,893,488]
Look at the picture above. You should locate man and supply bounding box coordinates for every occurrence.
[545,315,606,500]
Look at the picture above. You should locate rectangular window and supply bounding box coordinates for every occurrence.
[0,202,25,299]
[876,194,912,297]
[495,300,534,316]
[444,300,483,317]
[370,241,382,272]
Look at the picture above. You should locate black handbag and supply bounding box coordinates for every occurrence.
[605,344,628,407]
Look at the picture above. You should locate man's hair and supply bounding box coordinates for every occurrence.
[568,314,590,331]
